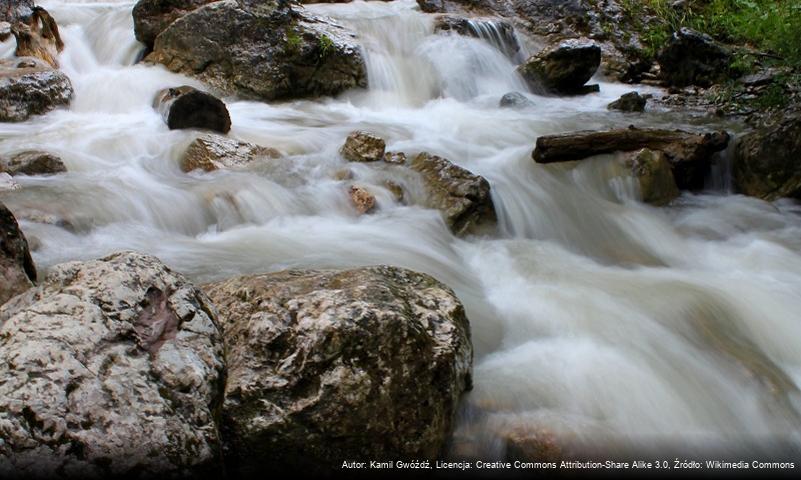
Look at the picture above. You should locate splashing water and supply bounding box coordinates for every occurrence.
[1,0,800,461]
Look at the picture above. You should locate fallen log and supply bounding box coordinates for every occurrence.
[532,126,730,189]
[153,85,231,133]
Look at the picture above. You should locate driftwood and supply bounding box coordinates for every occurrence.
[153,86,231,133]
[532,126,730,190]
[10,6,63,68]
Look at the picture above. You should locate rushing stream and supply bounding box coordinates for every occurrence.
[2,0,801,462]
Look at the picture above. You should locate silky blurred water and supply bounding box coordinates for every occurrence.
[1,0,800,460]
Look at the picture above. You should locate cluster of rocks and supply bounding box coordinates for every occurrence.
[0,206,474,478]
[338,131,496,235]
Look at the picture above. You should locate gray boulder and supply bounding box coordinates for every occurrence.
[499,91,535,109]
[205,266,472,476]
[657,28,731,87]
[607,91,647,112]
[0,252,226,478]
[132,0,217,50]
[517,40,601,95]
[0,57,73,122]
[734,113,801,201]
[147,0,367,101]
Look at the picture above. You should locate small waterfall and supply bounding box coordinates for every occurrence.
[463,18,526,63]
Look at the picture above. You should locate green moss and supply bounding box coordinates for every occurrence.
[318,34,334,59]
[286,29,301,54]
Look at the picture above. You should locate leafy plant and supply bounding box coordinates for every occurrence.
[318,34,334,59]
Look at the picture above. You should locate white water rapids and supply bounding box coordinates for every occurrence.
[2,0,801,461]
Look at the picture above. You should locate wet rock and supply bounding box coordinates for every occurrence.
[385,179,405,203]
[340,130,386,162]
[411,152,496,235]
[147,1,367,101]
[607,91,647,112]
[0,251,226,478]
[433,15,520,59]
[734,113,801,201]
[533,127,730,190]
[153,85,231,133]
[417,0,444,13]
[204,266,472,476]
[0,202,36,305]
[0,57,73,122]
[348,185,376,214]
[0,21,9,41]
[11,6,64,68]
[657,28,731,87]
[132,0,218,51]
[0,150,66,176]
[517,40,601,95]
[181,133,280,172]
[619,149,680,206]
[383,151,407,165]
[0,0,34,24]
[499,91,534,109]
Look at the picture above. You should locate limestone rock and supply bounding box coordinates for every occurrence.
[147,1,367,101]
[0,251,226,478]
[204,266,472,475]
[411,152,496,235]
[340,131,386,163]
[348,185,376,214]
[132,0,218,50]
[657,28,731,87]
[0,57,73,122]
[181,133,280,172]
[620,149,680,206]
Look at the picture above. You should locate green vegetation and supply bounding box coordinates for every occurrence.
[621,0,801,67]
[318,34,334,59]
[286,29,302,54]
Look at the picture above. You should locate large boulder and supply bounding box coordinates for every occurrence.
[532,127,730,190]
[153,85,231,133]
[147,0,367,101]
[0,150,66,176]
[734,114,801,201]
[411,152,496,235]
[607,91,647,112]
[657,28,732,87]
[132,0,218,50]
[0,201,36,305]
[180,133,280,172]
[517,40,601,95]
[340,130,386,163]
[0,57,73,122]
[204,266,473,476]
[0,252,226,478]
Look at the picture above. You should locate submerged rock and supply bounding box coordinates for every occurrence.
[734,113,801,201]
[533,126,730,190]
[147,1,367,101]
[411,152,496,235]
[517,40,601,95]
[340,130,386,162]
[619,148,680,206]
[607,91,647,112]
[181,133,280,172]
[0,57,73,122]
[0,202,36,305]
[657,28,731,87]
[153,85,231,133]
[0,150,66,176]
[499,91,535,109]
[0,251,226,478]
[348,184,376,214]
[132,0,218,50]
[204,266,472,475]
